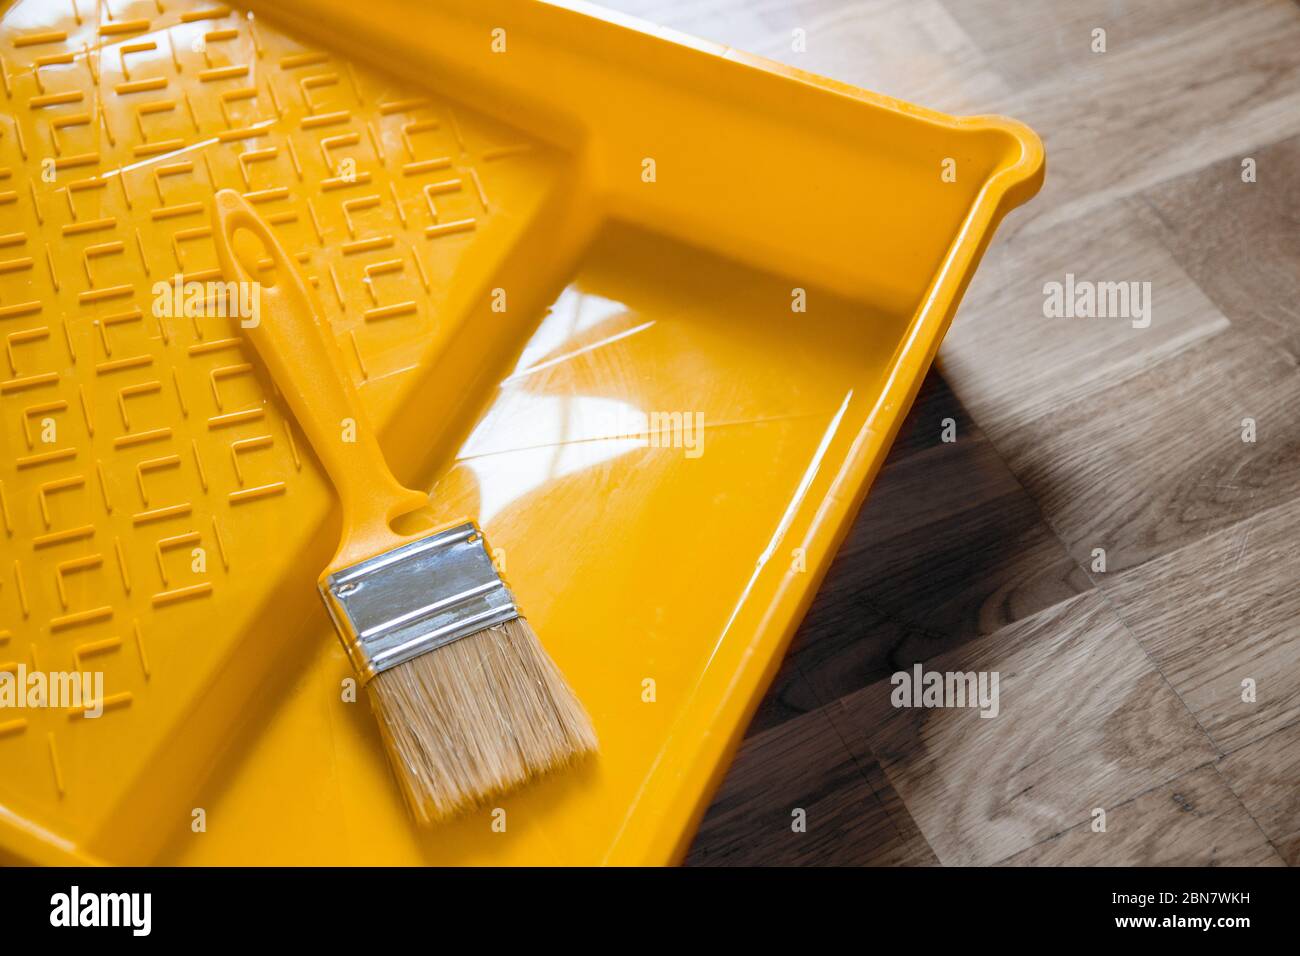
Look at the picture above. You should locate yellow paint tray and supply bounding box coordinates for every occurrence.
[0,0,1043,865]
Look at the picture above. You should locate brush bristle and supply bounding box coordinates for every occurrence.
[366,617,597,823]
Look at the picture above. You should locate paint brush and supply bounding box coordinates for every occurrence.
[211,189,596,822]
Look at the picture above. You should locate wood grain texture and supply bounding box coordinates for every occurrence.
[886,372,977,461]
[941,195,1230,441]
[687,703,939,866]
[787,429,1091,703]
[832,592,1219,865]
[1104,495,1300,753]
[745,654,821,735]
[941,0,1231,89]
[999,765,1284,867]
[998,327,1300,575]
[826,590,1222,868]
[606,0,1009,114]
[998,0,1300,234]
[1218,723,1300,865]
[1134,136,1300,350]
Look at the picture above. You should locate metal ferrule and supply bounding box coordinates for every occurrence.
[320,522,519,683]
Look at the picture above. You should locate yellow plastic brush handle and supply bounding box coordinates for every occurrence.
[211,189,430,570]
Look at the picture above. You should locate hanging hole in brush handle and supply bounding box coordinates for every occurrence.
[211,189,429,557]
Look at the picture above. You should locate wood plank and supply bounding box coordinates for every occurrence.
[686,703,938,865]
[1103,495,1300,753]
[886,371,978,462]
[1134,135,1300,349]
[995,0,1300,233]
[1218,722,1300,865]
[603,0,1009,114]
[990,328,1300,575]
[999,765,1283,866]
[787,429,1090,705]
[855,753,940,866]
[832,591,1218,865]
[941,195,1229,441]
[941,0,1230,89]
[745,655,822,734]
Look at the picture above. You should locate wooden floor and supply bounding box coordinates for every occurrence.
[603,0,1300,866]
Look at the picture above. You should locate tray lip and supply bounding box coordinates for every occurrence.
[0,0,1044,866]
